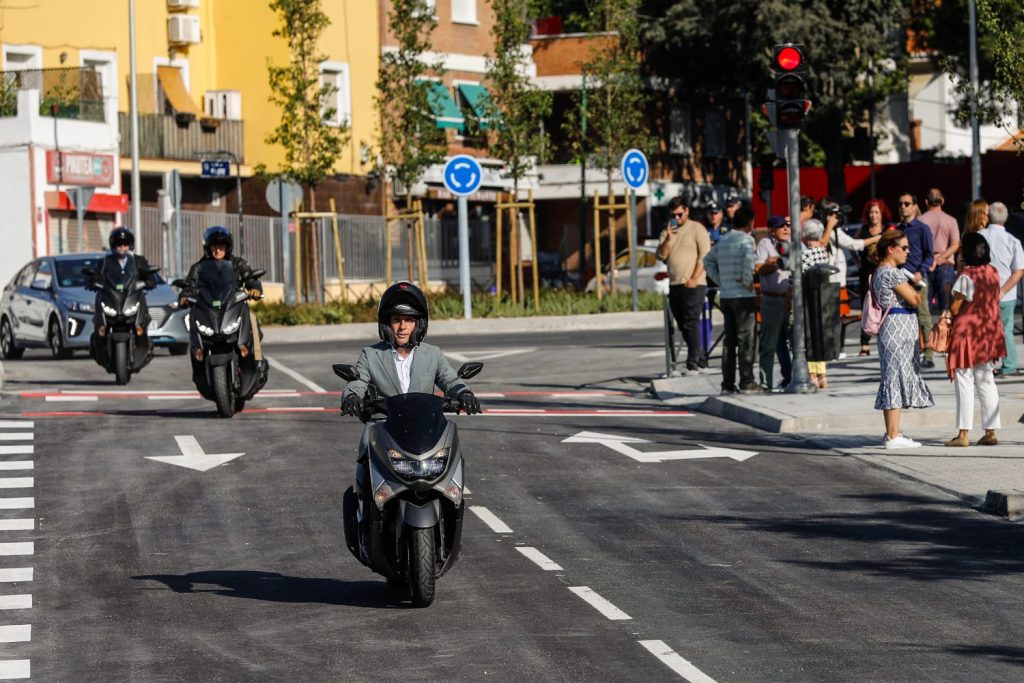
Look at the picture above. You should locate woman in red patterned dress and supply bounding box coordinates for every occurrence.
[945,232,1007,447]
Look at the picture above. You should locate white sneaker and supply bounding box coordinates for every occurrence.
[884,434,921,450]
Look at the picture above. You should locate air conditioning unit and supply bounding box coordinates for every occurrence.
[167,0,199,9]
[167,15,201,45]
[204,90,242,120]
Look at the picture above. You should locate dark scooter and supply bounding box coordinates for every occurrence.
[172,260,268,418]
[334,361,483,607]
[87,263,159,385]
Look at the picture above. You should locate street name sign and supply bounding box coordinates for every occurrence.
[201,159,232,178]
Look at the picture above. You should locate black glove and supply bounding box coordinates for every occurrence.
[341,393,362,417]
[458,390,481,415]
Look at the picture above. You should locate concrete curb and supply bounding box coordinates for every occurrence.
[262,310,664,344]
[983,491,1024,521]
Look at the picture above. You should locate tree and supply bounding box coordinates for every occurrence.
[641,0,909,200]
[262,0,346,209]
[484,0,553,193]
[975,0,1024,139]
[375,0,447,209]
[564,0,653,289]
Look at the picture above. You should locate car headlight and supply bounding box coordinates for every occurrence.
[67,301,94,313]
[123,302,140,316]
[183,314,190,332]
[222,315,242,334]
[169,300,180,310]
[195,320,215,337]
[101,302,118,317]
[388,447,449,479]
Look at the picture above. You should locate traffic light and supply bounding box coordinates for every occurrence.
[772,43,810,129]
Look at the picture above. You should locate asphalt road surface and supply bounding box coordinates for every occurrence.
[1,329,1023,681]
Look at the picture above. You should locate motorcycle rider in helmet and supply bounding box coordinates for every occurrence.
[90,227,157,335]
[341,281,481,417]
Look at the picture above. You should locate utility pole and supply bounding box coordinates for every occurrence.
[577,74,588,289]
[968,0,982,199]
[128,0,142,244]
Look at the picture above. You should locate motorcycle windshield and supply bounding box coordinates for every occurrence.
[103,258,139,294]
[384,393,447,454]
[196,260,240,309]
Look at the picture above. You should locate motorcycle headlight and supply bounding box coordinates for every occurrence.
[222,315,242,334]
[67,301,94,313]
[183,314,190,332]
[101,302,118,317]
[123,302,140,316]
[195,320,215,337]
[388,447,449,479]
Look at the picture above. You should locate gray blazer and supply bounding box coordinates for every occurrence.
[342,341,468,400]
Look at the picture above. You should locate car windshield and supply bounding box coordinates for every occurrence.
[384,393,447,454]
[55,258,103,288]
[196,259,240,307]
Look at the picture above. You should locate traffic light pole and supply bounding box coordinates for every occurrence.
[783,128,815,394]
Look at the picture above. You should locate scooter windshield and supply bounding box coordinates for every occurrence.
[384,393,448,454]
[101,258,139,305]
[196,260,240,308]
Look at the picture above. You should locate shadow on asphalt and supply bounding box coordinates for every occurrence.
[133,570,405,608]
[689,492,1024,581]
[945,644,1024,665]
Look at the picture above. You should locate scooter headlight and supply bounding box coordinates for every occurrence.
[222,315,243,334]
[195,320,215,337]
[123,302,140,316]
[101,302,118,317]
[388,447,449,479]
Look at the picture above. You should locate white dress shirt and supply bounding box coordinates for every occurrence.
[391,345,416,393]
[979,224,1024,302]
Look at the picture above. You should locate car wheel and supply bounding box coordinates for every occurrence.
[48,318,72,360]
[1,317,24,360]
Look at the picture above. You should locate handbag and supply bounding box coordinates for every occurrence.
[861,270,890,336]
[927,310,952,353]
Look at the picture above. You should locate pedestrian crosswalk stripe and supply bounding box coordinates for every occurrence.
[0,595,31,610]
[0,625,30,643]
[0,543,33,556]
[0,447,32,455]
[0,422,33,429]
[0,520,33,531]
[0,479,32,490]
[0,659,29,678]
[0,569,32,583]
[0,499,33,510]
[0,463,32,471]
[0,435,31,442]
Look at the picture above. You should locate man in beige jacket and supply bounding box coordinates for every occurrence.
[656,196,713,373]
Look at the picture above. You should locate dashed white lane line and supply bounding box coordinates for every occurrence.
[0,499,33,510]
[0,596,31,610]
[0,479,32,490]
[0,463,31,471]
[568,586,632,621]
[515,546,563,571]
[0,543,33,556]
[0,435,32,442]
[44,395,98,402]
[0,625,30,643]
[0,569,32,583]
[0,521,33,531]
[0,447,31,456]
[468,506,513,533]
[0,659,29,679]
[638,640,718,682]
[264,355,328,393]
[0,422,33,429]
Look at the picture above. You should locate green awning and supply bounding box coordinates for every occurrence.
[423,81,464,131]
[457,83,492,130]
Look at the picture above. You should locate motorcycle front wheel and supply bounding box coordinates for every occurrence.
[211,364,236,418]
[113,341,130,385]
[406,525,436,608]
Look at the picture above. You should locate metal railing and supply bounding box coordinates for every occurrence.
[127,207,497,294]
[0,67,104,121]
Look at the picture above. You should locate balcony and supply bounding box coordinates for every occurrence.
[0,67,104,121]
[118,112,244,162]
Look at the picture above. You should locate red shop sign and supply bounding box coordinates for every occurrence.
[46,150,115,187]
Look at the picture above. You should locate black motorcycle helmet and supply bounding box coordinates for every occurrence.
[377,282,428,347]
[203,225,233,258]
[109,226,135,250]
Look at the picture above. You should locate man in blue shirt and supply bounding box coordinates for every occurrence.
[896,192,936,368]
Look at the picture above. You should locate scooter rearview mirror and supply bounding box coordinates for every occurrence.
[171,279,187,289]
[457,362,484,380]
[249,269,266,280]
[333,364,359,382]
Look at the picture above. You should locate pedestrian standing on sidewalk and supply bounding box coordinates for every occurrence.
[857,199,895,356]
[870,230,934,449]
[895,193,936,369]
[979,202,1024,378]
[704,207,761,394]
[945,232,1006,447]
[755,215,793,389]
[964,199,989,234]
[800,219,835,388]
[657,196,713,374]
[919,188,961,312]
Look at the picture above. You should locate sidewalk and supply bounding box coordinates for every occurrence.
[652,344,1024,519]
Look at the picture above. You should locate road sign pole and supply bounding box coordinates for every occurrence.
[629,189,639,312]
[280,184,294,305]
[171,169,183,279]
[783,128,814,394]
[74,189,85,252]
[458,195,472,319]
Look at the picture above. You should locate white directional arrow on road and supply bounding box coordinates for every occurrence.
[562,431,757,463]
[145,436,245,472]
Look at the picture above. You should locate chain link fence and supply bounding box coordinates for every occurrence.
[0,67,104,121]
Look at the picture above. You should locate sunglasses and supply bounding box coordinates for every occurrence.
[899,201,915,207]
[894,244,910,251]
[672,211,685,217]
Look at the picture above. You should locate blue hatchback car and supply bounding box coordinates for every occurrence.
[1,253,189,359]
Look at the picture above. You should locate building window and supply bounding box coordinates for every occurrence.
[669,105,692,155]
[452,0,477,24]
[414,0,436,18]
[703,105,726,158]
[320,61,351,127]
[2,44,42,71]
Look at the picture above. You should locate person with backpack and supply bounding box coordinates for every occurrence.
[866,229,934,449]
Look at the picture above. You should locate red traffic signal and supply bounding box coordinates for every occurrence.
[773,44,806,72]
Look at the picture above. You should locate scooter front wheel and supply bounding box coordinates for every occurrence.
[113,341,130,385]
[406,525,436,608]
[211,364,236,418]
